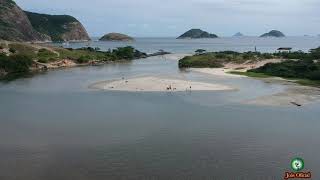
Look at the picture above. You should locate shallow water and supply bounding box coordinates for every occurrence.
[1,39,320,179]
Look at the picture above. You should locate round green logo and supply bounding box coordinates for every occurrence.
[291,158,304,171]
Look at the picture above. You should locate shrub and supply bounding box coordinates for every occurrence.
[195,49,206,54]
[307,70,320,80]
[261,53,273,59]
[178,55,223,68]
[48,57,58,62]
[76,56,90,63]
[112,46,135,59]
[249,59,320,80]
[38,58,48,63]
[8,43,37,57]
[9,48,16,54]
[0,54,33,73]
[37,48,57,59]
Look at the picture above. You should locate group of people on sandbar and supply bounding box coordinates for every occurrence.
[166,85,192,91]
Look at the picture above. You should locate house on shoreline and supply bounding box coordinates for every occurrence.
[277,47,292,52]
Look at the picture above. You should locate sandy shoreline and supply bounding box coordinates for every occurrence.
[89,54,320,107]
[190,68,242,77]
[90,76,235,92]
[191,66,320,107]
[245,78,320,107]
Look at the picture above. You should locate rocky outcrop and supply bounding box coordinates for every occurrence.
[0,0,90,42]
[177,29,218,39]
[25,11,90,42]
[0,0,49,41]
[59,22,90,41]
[99,33,134,41]
[233,32,244,37]
[260,30,285,38]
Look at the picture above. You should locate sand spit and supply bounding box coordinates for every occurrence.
[189,65,320,107]
[246,79,320,107]
[90,76,235,92]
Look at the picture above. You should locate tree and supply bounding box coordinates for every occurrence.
[112,46,135,59]
[195,49,206,55]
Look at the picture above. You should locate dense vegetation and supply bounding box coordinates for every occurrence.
[248,47,320,81]
[0,53,33,74]
[249,60,320,80]
[25,11,78,41]
[0,43,147,78]
[179,48,320,84]
[56,46,146,62]
[0,0,16,11]
[179,51,274,68]
[179,48,320,68]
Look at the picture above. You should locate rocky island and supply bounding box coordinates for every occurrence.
[99,33,134,41]
[260,30,285,38]
[177,29,218,39]
[233,32,244,37]
[0,0,90,42]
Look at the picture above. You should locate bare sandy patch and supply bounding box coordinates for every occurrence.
[90,76,235,92]
[152,53,191,61]
[190,68,242,77]
[245,79,320,107]
[224,59,284,72]
[189,59,284,77]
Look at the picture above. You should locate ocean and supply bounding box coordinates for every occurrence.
[53,36,320,53]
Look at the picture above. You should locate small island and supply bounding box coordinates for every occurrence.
[99,33,134,41]
[233,32,244,37]
[177,29,218,39]
[260,30,285,38]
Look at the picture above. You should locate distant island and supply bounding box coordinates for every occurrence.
[177,29,218,39]
[99,33,134,41]
[260,30,285,38]
[0,0,90,42]
[233,32,244,37]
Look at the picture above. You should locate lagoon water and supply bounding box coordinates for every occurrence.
[0,37,320,180]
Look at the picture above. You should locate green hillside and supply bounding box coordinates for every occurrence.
[25,11,78,41]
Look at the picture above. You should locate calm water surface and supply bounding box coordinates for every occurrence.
[0,38,320,180]
[53,36,320,53]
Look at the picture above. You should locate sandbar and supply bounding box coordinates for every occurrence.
[90,76,235,92]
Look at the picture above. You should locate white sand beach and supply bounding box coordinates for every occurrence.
[190,68,242,77]
[90,76,234,92]
[188,62,320,107]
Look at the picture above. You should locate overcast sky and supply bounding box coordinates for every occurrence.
[15,0,320,37]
